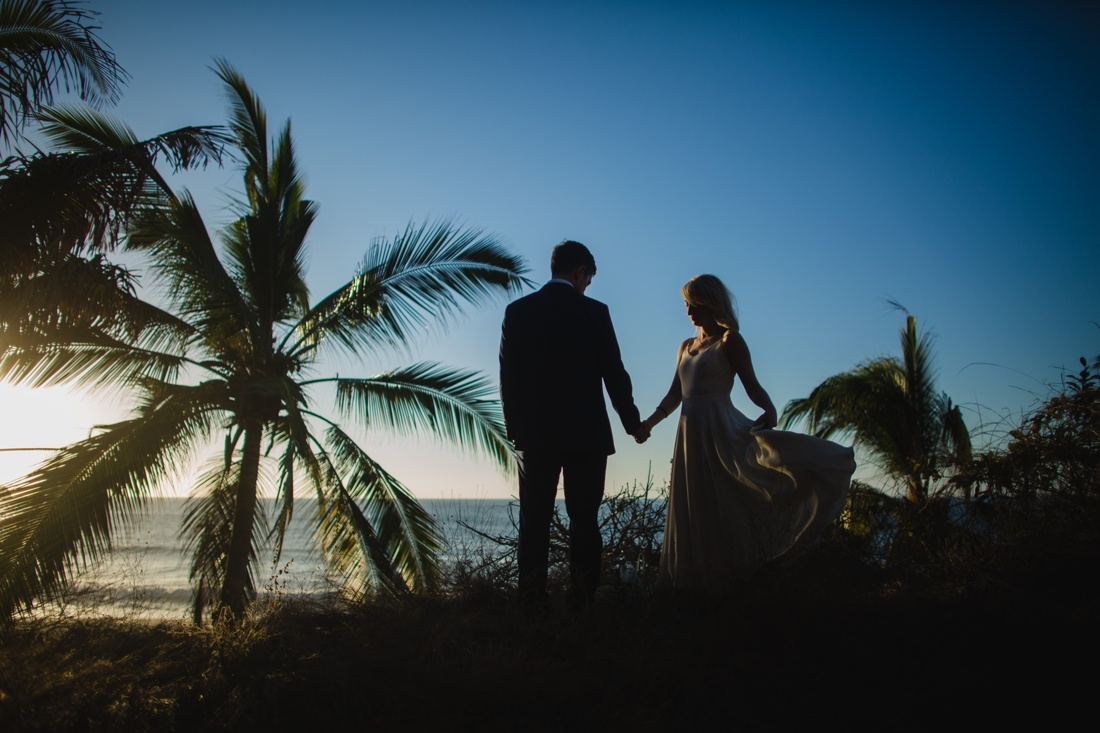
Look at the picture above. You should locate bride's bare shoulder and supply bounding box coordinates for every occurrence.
[721,329,747,348]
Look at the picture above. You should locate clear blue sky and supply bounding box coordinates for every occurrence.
[2,0,1097,499]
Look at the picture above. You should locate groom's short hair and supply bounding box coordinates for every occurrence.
[551,240,597,276]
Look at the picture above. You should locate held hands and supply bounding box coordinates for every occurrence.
[633,414,661,444]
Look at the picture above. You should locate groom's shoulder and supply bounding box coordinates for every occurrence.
[506,287,549,310]
[504,289,549,322]
[506,285,610,316]
[580,294,611,314]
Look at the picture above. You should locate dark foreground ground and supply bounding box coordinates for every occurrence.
[1,546,1096,733]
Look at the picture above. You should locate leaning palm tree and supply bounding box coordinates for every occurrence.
[0,0,127,145]
[0,59,528,623]
[780,312,971,503]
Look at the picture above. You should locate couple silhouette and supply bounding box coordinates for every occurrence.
[499,240,854,615]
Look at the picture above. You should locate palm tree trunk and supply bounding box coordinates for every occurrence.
[906,474,927,504]
[219,418,262,617]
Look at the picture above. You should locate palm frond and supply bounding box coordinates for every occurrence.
[331,362,514,471]
[288,219,530,358]
[320,423,443,594]
[313,462,410,598]
[295,436,404,595]
[127,191,256,352]
[1,251,133,332]
[221,177,315,329]
[36,101,138,149]
[36,105,232,169]
[0,0,127,143]
[940,397,972,466]
[206,61,314,333]
[0,149,134,271]
[0,382,224,623]
[211,57,267,197]
[0,110,230,288]
[780,364,889,438]
[269,439,296,566]
[285,267,384,358]
[233,123,315,325]
[0,328,191,390]
[782,359,912,476]
[261,404,330,568]
[179,460,237,617]
[0,255,197,356]
[260,121,313,319]
[900,315,941,450]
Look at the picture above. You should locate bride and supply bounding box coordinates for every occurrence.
[640,275,856,591]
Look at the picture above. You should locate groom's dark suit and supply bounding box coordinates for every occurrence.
[499,280,642,611]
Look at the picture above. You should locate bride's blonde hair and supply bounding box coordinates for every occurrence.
[682,274,740,332]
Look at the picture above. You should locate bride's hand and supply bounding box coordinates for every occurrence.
[753,409,778,430]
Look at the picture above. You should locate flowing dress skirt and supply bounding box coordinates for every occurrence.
[658,391,856,592]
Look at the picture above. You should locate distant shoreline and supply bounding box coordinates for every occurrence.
[41,497,531,622]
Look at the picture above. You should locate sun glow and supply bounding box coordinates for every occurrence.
[0,382,518,499]
[0,384,127,487]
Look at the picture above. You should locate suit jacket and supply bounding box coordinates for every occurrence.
[499,281,641,454]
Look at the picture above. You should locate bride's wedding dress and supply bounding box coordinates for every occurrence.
[658,339,856,591]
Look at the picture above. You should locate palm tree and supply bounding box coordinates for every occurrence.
[780,312,971,503]
[0,0,127,145]
[0,59,528,623]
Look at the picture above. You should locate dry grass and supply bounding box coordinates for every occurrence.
[1,531,1096,732]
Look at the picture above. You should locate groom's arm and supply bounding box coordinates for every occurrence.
[498,304,524,443]
[593,303,642,436]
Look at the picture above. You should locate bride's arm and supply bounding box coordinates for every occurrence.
[722,331,778,429]
[641,339,689,431]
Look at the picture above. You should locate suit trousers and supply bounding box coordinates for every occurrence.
[516,449,607,610]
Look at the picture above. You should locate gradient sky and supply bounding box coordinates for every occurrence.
[1,0,1097,499]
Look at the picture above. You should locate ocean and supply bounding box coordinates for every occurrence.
[54,497,526,621]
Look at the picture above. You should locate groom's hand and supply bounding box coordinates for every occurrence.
[632,423,651,444]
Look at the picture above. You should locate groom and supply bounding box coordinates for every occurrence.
[499,240,648,615]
